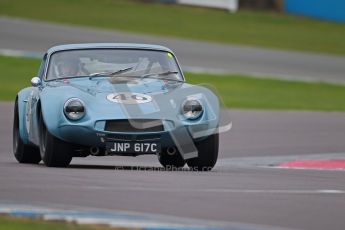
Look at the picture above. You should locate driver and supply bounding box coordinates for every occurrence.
[56,58,80,77]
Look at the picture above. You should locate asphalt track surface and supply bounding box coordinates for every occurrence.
[1,17,345,84]
[1,102,345,230]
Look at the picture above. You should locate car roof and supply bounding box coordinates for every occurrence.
[47,43,173,55]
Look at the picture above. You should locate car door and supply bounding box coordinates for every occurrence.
[27,54,47,145]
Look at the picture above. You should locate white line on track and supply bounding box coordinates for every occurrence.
[82,186,345,194]
[216,153,345,169]
[265,165,345,171]
[0,204,295,230]
[0,48,43,58]
[2,183,344,195]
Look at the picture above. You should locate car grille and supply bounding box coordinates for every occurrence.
[106,133,161,141]
[105,119,164,132]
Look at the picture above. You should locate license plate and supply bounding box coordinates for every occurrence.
[106,142,160,154]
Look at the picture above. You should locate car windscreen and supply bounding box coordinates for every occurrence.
[45,49,183,81]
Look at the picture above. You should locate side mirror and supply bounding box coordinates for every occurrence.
[31,77,41,87]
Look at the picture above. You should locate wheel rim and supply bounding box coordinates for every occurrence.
[13,118,19,152]
[39,121,47,158]
[42,130,47,153]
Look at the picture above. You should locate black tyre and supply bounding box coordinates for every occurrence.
[187,134,219,171]
[158,147,185,169]
[13,101,41,164]
[39,114,72,167]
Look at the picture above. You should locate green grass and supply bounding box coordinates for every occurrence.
[0,215,114,230]
[1,55,345,111]
[187,73,345,111]
[1,0,345,55]
[0,55,40,101]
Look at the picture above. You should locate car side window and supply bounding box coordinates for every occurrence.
[37,54,47,79]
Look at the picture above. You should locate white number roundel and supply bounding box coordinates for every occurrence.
[107,92,152,104]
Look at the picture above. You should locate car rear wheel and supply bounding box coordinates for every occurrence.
[13,101,41,164]
[187,134,219,171]
[158,147,185,169]
[39,114,72,167]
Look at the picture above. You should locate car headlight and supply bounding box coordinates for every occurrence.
[64,98,85,120]
[181,98,203,120]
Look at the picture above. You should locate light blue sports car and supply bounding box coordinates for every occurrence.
[13,43,221,170]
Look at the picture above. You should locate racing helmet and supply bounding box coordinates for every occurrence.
[55,58,80,77]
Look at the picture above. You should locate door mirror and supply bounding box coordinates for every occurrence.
[31,77,41,87]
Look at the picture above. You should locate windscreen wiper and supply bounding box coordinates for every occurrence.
[89,67,134,79]
[140,71,181,81]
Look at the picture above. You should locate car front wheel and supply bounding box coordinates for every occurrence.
[13,101,41,164]
[158,147,185,169]
[39,114,72,167]
[187,134,219,171]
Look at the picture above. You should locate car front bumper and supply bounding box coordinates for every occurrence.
[57,119,217,152]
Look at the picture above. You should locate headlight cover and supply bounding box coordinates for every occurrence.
[181,98,203,120]
[64,98,85,120]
